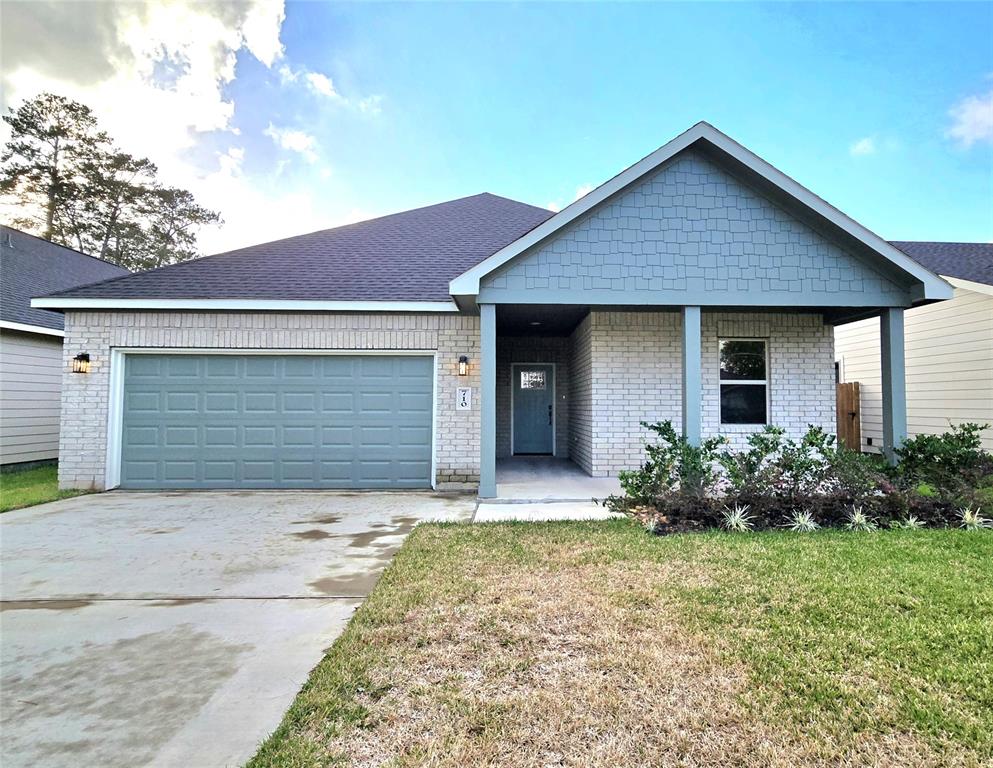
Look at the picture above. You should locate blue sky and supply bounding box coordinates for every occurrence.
[2,1,991,252]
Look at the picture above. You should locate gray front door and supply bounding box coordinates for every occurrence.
[121,354,433,489]
[512,364,554,455]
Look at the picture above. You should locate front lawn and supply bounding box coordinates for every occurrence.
[0,464,86,513]
[250,521,992,767]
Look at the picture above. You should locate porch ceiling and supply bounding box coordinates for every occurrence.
[496,304,589,336]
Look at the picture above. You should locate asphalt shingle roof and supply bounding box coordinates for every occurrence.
[890,241,993,287]
[48,193,555,302]
[1,226,129,331]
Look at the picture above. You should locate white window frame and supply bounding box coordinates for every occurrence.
[717,338,770,426]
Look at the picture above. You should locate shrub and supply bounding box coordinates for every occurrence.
[715,425,786,495]
[784,509,820,532]
[720,503,754,532]
[617,421,724,502]
[845,505,877,532]
[896,423,991,492]
[890,515,925,530]
[958,507,993,531]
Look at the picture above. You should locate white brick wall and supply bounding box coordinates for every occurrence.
[568,316,593,473]
[576,310,835,474]
[702,312,836,451]
[58,311,480,490]
[59,308,836,490]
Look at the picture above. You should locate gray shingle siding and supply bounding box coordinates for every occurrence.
[480,151,913,307]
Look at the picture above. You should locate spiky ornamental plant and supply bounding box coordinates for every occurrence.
[720,503,754,533]
[845,505,878,532]
[785,510,820,532]
[890,515,925,530]
[958,507,993,531]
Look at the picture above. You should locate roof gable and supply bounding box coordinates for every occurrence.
[477,150,914,308]
[452,122,952,305]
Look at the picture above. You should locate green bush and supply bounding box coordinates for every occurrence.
[896,423,991,490]
[617,421,724,502]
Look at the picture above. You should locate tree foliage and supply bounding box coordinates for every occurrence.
[1,92,220,269]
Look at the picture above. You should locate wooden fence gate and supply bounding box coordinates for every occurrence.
[836,382,861,450]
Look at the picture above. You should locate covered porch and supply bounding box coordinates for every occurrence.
[477,303,911,499]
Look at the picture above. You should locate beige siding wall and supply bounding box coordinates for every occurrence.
[835,287,993,452]
[0,329,64,465]
[58,311,481,490]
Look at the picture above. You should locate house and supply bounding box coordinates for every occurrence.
[32,122,952,496]
[1,226,128,467]
[835,242,993,452]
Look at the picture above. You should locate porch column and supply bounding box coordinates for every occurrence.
[681,305,702,446]
[880,307,907,465]
[479,303,497,497]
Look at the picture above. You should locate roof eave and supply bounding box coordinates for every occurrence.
[31,298,461,313]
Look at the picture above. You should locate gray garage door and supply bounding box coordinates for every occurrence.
[121,354,433,489]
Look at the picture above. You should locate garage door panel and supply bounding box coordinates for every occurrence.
[203,461,237,482]
[121,354,433,489]
[164,426,199,447]
[166,357,200,377]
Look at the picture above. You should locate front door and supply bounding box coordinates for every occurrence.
[512,364,554,455]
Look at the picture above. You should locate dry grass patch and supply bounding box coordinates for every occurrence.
[249,522,991,768]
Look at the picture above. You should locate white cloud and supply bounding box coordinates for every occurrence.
[573,183,594,200]
[357,94,383,116]
[946,86,993,148]
[849,137,877,157]
[264,123,319,163]
[547,183,595,212]
[191,145,364,253]
[305,71,338,99]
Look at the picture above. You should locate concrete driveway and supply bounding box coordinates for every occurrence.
[0,490,474,767]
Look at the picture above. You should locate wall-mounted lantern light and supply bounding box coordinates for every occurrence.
[458,355,469,376]
[72,353,90,374]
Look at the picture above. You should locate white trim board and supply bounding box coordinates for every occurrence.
[450,122,953,301]
[104,348,439,491]
[32,298,459,312]
[0,320,65,337]
[944,276,993,297]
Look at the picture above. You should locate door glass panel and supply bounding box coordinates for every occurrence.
[520,370,546,390]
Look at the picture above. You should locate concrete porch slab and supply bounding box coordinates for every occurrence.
[495,456,622,502]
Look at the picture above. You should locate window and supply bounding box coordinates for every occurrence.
[520,370,546,390]
[719,339,768,425]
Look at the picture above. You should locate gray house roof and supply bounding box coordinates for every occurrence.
[1,226,128,332]
[43,193,554,303]
[889,241,993,287]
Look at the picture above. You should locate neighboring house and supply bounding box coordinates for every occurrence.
[1,227,128,467]
[835,242,993,452]
[33,122,952,495]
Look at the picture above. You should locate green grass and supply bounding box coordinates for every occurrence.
[0,464,87,513]
[249,522,992,767]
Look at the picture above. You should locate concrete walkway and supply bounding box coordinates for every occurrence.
[474,501,623,522]
[0,490,474,768]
